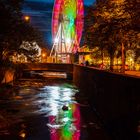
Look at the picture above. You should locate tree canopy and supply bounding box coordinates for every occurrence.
[0,0,46,65]
[84,0,140,70]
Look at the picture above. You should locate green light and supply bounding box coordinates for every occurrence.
[63,121,72,138]
[61,107,73,139]
[63,0,76,47]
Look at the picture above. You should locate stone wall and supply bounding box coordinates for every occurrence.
[73,65,140,139]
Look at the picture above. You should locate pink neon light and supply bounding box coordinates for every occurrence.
[52,0,84,52]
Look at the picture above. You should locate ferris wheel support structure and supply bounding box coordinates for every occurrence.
[50,0,84,63]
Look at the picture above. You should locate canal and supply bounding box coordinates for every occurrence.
[0,71,111,140]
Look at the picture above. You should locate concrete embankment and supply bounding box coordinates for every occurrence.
[73,65,140,139]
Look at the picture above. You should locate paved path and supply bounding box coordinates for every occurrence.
[125,71,140,77]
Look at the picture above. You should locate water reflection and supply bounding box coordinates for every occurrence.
[48,104,80,140]
[0,80,80,140]
[29,71,67,79]
[36,85,80,140]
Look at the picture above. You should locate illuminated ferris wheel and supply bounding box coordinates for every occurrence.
[50,0,84,63]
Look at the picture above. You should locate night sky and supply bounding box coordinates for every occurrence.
[25,0,95,5]
[23,0,95,47]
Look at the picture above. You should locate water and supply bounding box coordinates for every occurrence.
[0,75,111,140]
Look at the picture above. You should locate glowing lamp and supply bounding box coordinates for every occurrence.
[24,15,30,22]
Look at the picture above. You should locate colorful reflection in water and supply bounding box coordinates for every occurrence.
[48,104,80,140]
[0,80,81,140]
[39,85,80,140]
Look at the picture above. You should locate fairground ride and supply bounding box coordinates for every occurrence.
[50,0,84,63]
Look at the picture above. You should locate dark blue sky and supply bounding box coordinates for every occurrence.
[26,0,95,5]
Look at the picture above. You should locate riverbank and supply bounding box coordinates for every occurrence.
[125,70,140,77]
[73,65,140,140]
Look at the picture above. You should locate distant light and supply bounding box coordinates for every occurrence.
[42,53,46,57]
[55,38,59,43]
[24,15,30,22]
[19,132,26,138]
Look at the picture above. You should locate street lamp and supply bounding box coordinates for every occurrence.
[42,53,46,58]
[23,15,30,22]
[41,52,47,63]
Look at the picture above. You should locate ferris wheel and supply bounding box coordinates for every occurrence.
[50,0,84,63]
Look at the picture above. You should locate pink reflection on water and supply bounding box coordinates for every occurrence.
[48,103,80,140]
[48,116,59,140]
[72,104,80,140]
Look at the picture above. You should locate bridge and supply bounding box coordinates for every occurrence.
[16,63,73,79]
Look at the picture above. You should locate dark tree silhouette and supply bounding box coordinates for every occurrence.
[0,0,46,66]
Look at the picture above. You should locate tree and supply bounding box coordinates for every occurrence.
[84,0,140,72]
[84,5,96,47]
[0,0,46,66]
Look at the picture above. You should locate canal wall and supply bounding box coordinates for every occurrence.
[73,65,140,139]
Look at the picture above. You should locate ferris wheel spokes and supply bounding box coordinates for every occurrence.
[50,0,84,63]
